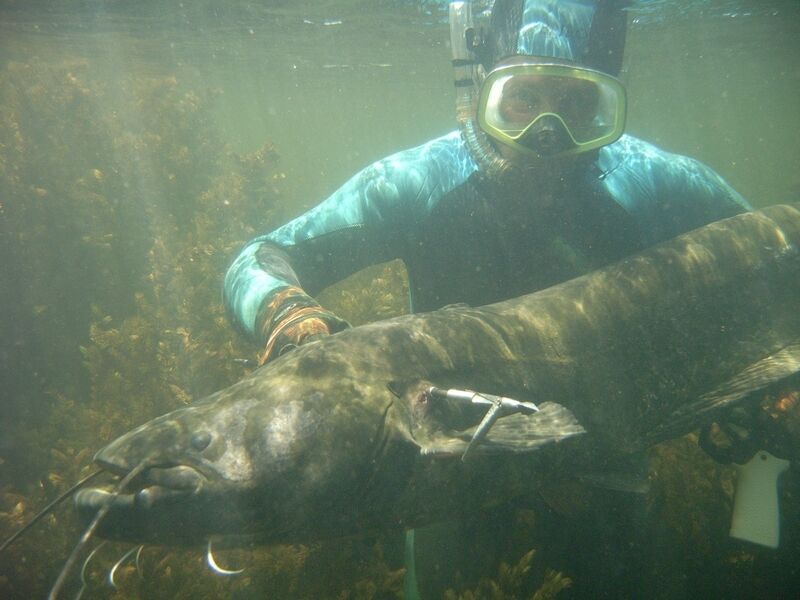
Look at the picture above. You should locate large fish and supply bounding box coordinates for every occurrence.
[75,204,800,548]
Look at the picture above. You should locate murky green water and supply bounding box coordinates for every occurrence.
[1,1,799,599]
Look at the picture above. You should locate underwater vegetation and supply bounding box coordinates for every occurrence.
[1,48,799,600]
[442,550,571,600]
[0,54,409,599]
[0,53,561,600]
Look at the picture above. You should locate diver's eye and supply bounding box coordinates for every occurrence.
[190,431,212,451]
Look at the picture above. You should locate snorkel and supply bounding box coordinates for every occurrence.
[450,1,514,180]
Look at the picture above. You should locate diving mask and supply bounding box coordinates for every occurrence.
[477,60,627,158]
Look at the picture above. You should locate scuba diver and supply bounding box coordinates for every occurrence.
[224,0,753,596]
[224,0,748,364]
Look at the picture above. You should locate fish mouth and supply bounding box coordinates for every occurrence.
[74,462,207,513]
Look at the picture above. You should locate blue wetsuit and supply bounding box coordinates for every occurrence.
[224,130,750,343]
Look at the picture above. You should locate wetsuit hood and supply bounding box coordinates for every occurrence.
[485,0,629,76]
[450,0,630,180]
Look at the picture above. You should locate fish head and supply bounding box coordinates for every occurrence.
[75,359,400,545]
[74,390,258,544]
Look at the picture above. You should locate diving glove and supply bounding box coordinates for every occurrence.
[257,286,349,365]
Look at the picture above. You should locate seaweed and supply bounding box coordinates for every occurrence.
[443,549,571,600]
[648,435,736,558]
[0,51,411,600]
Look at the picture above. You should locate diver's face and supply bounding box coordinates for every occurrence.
[477,57,626,163]
[497,74,599,157]
[498,74,598,126]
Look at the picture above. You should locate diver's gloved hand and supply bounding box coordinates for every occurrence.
[257,286,349,365]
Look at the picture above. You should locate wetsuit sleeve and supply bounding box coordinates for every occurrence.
[223,148,429,344]
[599,136,752,244]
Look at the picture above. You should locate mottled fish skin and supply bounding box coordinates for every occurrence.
[77,204,800,547]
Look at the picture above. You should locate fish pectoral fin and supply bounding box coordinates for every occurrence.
[644,342,800,446]
[419,401,585,457]
[479,401,586,451]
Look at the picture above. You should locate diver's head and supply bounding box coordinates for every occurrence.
[450,0,629,174]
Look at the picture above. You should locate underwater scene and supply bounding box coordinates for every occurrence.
[1,0,799,598]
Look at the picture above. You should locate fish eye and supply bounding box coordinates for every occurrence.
[190,431,212,451]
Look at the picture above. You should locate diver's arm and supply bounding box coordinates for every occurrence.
[223,135,460,361]
[224,176,405,360]
[224,240,350,363]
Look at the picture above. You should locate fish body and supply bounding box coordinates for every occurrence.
[77,204,800,546]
